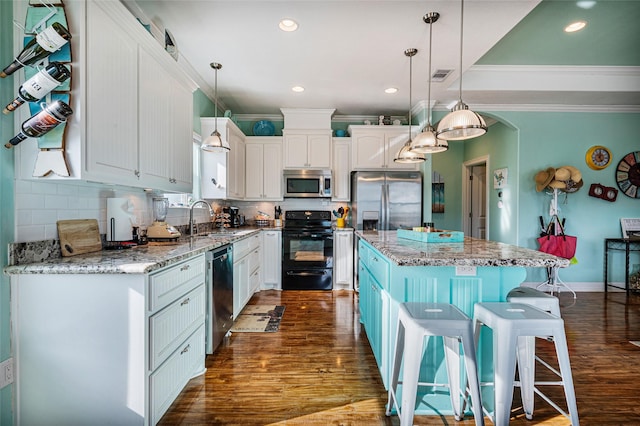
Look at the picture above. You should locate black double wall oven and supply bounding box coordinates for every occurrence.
[282,210,333,290]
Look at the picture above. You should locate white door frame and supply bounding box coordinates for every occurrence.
[462,155,490,239]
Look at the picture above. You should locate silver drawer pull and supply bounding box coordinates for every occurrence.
[180,264,190,271]
[180,297,190,306]
[180,344,190,355]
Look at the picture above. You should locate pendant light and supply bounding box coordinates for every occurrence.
[394,48,425,164]
[436,0,487,141]
[201,62,231,152]
[411,12,448,154]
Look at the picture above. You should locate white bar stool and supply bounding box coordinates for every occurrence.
[386,303,484,426]
[473,302,579,426]
[506,286,561,420]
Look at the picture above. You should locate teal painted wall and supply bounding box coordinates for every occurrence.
[430,141,464,232]
[0,0,15,423]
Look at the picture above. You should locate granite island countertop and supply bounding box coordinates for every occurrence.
[3,229,263,275]
[356,230,570,268]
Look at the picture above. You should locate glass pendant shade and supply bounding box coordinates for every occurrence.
[436,100,487,141]
[394,141,425,163]
[201,62,230,152]
[201,130,230,152]
[411,124,448,153]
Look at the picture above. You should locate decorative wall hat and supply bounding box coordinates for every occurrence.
[534,167,556,192]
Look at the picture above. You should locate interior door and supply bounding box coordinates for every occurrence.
[470,165,487,239]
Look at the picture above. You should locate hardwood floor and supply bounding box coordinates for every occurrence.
[159,290,640,425]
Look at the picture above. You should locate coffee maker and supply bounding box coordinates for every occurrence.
[224,206,242,227]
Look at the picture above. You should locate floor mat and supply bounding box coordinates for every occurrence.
[231,305,285,332]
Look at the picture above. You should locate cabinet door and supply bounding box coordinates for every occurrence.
[333,231,353,288]
[385,132,417,170]
[332,139,351,201]
[283,134,309,168]
[352,133,385,169]
[244,143,264,199]
[307,134,331,168]
[169,80,195,191]
[228,126,245,199]
[138,47,172,188]
[262,142,283,199]
[233,257,249,319]
[261,230,282,290]
[85,1,138,182]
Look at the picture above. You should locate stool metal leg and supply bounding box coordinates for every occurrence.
[553,325,580,426]
[493,326,518,426]
[516,335,536,420]
[387,319,405,417]
[399,322,424,426]
[443,336,463,420]
[461,326,485,426]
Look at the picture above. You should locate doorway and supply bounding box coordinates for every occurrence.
[463,156,489,239]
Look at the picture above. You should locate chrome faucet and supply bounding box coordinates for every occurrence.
[189,200,214,236]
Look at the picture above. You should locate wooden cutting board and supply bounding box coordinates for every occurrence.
[57,219,103,257]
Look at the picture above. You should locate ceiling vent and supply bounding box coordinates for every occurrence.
[431,69,453,82]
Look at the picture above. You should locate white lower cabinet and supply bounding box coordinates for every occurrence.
[261,229,282,290]
[9,254,206,425]
[332,138,351,201]
[233,233,261,317]
[333,229,354,289]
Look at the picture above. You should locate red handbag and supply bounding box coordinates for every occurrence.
[537,218,577,259]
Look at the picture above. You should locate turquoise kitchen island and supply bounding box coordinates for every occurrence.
[355,230,569,416]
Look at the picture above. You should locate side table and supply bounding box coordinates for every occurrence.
[604,238,640,293]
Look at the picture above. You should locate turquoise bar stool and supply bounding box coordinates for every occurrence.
[473,302,579,426]
[387,302,484,426]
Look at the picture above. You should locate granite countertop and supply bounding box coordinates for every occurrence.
[356,230,570,268]
[4,229,263,275]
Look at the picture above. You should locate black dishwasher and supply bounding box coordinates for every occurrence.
[206,245,233,354]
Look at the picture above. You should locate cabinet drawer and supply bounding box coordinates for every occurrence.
[150,324,205,425]
[358,240,370,263]
[247,233,260,250]
[248,246,260,274]
[233,237,252,261]
[367,250,389,290]
[149,285,205,370]
[149,254,205,312]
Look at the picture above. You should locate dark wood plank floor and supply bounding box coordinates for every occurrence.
[159,290,640,425]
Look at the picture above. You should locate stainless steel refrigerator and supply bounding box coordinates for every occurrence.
[351,171,422,230]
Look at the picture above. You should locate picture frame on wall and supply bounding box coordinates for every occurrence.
[494,168,508,189]
[432,182,444,213]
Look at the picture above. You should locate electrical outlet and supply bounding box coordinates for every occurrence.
[0,358,14,388]
[455,266,477,276]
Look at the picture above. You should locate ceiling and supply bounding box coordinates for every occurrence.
[128,0,640,119]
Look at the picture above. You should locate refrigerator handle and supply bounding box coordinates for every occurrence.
[381,183,389,230]
[379,184,385,230]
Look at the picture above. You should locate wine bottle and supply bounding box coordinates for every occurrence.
[3,62,71,114]
[5,100,73,149]
[0,22,71,78]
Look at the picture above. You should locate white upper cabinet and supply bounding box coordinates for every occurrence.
[332,138,351,201]
[283,130,332,169]
[200,118,245,200]
[14,0,196,193]
[349,125,419,170]
[245,137,283,201]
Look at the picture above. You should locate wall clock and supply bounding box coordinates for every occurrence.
[585,145,612,170]
[616,151,640,199]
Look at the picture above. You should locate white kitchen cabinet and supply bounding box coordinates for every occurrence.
[245,137,283,201]
[233,233,261,317]
[261,229,282,290]
[283,130,332,169]
[201,118,246,200]
[334,229,354,290]
[9,254,206,425]
[15,1,196,192]
[348,125,420,170]
[332,138,351,201]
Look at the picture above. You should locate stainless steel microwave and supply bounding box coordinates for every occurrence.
[283,170,332,198]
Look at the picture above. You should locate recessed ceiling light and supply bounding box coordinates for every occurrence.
[279,18,298,32]
[576,1,596,9]
[292,86,304,92]
[385,87,398,94]
[564,21,587,33]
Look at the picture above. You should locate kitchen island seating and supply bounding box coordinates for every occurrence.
[386,303,484,426]
[472,302,579,426]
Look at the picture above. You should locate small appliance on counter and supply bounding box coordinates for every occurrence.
[147,197,181,241]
